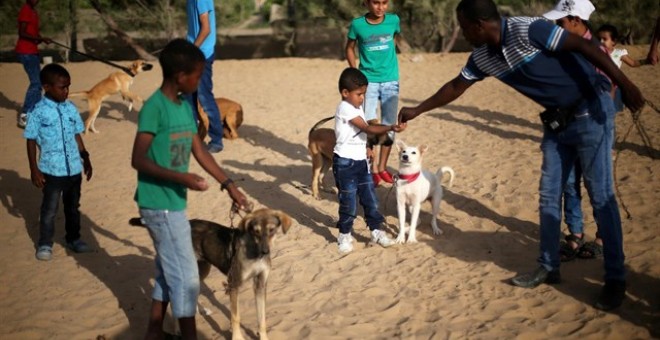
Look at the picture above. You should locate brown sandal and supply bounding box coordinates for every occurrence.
[559,234,584,262]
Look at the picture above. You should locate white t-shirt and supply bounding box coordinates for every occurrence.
[609,48,628,68]
[334,100,367,160]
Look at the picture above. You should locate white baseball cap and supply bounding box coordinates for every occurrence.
[543,0,595,21]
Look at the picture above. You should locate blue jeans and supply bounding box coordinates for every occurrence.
[332,154,384,234]
[563,161,584,234]
[18,53,42,114]
[139,209,200,318]
[38,174,82,247]
[538,92,624,281]
[365,81,399,139]
[185,55,223,148]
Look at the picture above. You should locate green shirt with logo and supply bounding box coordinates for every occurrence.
[348,13,401,83]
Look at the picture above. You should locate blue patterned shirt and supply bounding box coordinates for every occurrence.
[24,96,85,176]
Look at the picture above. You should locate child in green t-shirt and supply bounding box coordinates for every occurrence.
[131,39,249,339]
[345,0,401,187]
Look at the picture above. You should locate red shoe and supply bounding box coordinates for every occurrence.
[378,170,395,184]
[372,172,382,186]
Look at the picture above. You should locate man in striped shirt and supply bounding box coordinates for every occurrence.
[398,0,645,311]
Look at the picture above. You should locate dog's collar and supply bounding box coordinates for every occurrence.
[396,172,421,184]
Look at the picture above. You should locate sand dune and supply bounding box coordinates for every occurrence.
[0,47,658,339]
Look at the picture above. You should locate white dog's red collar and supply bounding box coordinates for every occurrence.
[396,172,421,184]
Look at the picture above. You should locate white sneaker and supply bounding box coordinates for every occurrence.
[36,245,53,261]
[17,113,27,128]
[371,229,394,248]
[337,232,354,254]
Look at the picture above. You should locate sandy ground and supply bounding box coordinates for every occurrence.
[0,48,658,339]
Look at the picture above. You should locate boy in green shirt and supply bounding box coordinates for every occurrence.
[346,0,401,186]
[131,39,249,339]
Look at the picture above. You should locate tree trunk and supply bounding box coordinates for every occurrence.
[88,0,156,61]
[441,23,461,53]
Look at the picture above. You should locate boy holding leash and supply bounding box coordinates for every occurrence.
[131,39,249,339]
[24,63,93,261]
[333,67,405,254]
[345,0,402,186]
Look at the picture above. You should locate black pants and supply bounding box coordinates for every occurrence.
[38,174,82,247]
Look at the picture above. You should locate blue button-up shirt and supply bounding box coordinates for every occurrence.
[24,96,85,176]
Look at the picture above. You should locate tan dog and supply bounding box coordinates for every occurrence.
[70,60,153,133]
[130,208,292,340]
[307,117,392,199]
[308,116,335,199]
[197,97,244,141]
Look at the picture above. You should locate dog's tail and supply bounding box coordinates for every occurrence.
[128,217,146,227]
[308,116,334,136]
[68,91,89,99]
[437,166,455,188]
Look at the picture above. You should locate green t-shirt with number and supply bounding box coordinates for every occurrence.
[347,13,400,83]
[134,89,197,210]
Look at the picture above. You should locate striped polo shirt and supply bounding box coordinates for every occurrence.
[460,17,610,109]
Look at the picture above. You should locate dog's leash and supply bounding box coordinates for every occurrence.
[50,41,134,76]
[228,201,254,228]
[613,100,657,220]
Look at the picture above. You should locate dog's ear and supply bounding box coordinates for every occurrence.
[238,211,256,232]
[420,144,429,154]
[271,210,292,234]
[395,139,406,152]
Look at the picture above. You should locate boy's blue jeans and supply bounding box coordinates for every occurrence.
[538,92,624,281]
[18,53,42,114]
[365,81,399,139]
[185,55,224,149]
[139,208,200,318]
[38,174,82,247]
[332,154,384,234]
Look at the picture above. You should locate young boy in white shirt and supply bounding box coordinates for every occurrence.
[332,67,406,254]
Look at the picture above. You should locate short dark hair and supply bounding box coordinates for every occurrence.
[159,39,205,79]
[597,24,619,42]
[338,67,368,93]
[40,63,70,85]
[456,0,500,23]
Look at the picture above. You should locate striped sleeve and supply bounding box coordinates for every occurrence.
[459,54,487,83]
[528,19,567,52]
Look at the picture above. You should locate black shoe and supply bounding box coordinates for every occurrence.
[511,266,561,288]
[594,280,626,311]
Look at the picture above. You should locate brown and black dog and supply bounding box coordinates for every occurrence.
[197,97,244,141]
[307,116,391,199]
[130,208,292,340]
[70,60,153,134]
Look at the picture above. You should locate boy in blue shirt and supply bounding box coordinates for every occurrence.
[24,63,93,261]
[186,0,224,153]
[346,0,401,186]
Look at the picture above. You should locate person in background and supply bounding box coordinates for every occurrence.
[186,0,224,153]
[16,0,52,128]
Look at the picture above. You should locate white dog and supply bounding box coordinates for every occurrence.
[394,140,455,243]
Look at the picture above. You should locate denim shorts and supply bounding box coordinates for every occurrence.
[139,209,200,318]
[365,81,400,139]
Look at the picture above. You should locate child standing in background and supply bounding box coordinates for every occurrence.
[345,0,401,186]
[24,63,93,261]
[333,67,405,254]
[597,24,646,112]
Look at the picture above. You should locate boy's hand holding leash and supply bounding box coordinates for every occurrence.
[221,178,252,213]
[391,122,407,133]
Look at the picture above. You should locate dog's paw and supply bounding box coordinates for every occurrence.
[395,235,406,244]
[432,227,444,235]
[406,237,419,244]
